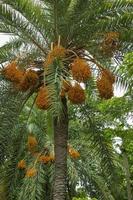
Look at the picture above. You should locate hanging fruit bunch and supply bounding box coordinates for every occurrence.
[2,60,39,91]
[45,45,66,67]
[59,56,92,104]
[101,32,120,56]
[2,35,117,111]
[19,69,39,91]
[38,154,55,164]
[35,86,50,110]
[67,83,85,104]
[25,168,37,178]
[96,68,115,99]
[42,36,92,106]
[17,159,26,170]
[71,57,92,82]
[67,56,92,104]
[27,135,38,153]
[68,145,80,159]
[17,134,81,178]
[27,135,55,164]
[35,43,68,111]
[17,134,55,178]
[2,61,24,86]
[60,80,86,104]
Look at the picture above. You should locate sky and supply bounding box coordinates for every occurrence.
[0,33,11,47]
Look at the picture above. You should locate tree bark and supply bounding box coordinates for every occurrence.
[53,98,68,200]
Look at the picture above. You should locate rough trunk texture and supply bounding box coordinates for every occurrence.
[53,98,68,200]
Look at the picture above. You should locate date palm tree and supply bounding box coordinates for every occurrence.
[0,0,132,200]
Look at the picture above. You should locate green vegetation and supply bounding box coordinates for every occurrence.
[0,0,132,200]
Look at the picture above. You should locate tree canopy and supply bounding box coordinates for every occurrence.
[0,0,132,200]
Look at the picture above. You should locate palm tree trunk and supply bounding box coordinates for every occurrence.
[53,98,68,200]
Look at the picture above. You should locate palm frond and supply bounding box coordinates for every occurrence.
[78,162,115,200]
[18,164,46,200]
[69,101,122,199]
[45,60,64,117]
[0,3,47,53]
[0,78,30,165]
[2,0,51,44]
[0,37,23,63]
